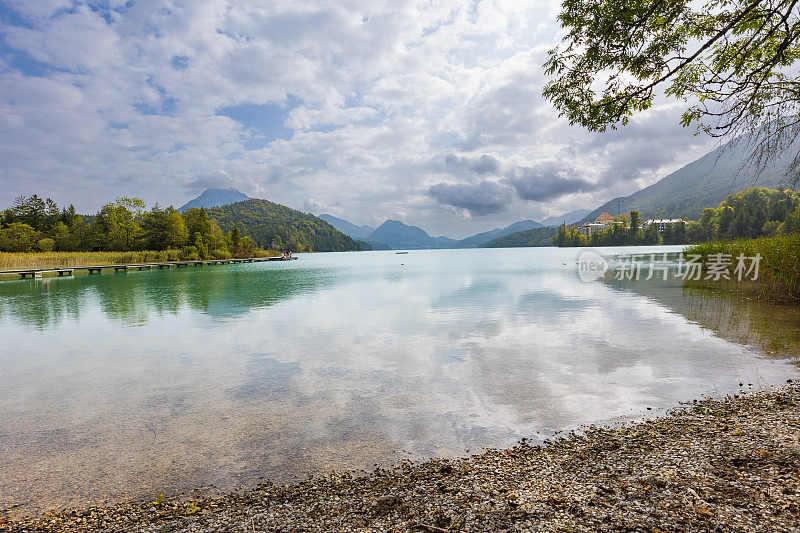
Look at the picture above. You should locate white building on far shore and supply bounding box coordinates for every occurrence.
[643,218,685,233]
[577,212,615,237]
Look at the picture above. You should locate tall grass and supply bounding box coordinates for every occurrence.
[0,249,279,270]
[685,234,800,301]
[0,250,185,270]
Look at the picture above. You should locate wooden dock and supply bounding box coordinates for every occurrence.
[0,256,297,280]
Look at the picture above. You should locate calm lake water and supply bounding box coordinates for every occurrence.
[1,246,799,513]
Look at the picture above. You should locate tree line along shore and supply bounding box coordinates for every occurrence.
[553,187,800,248]
[550,187,800,303]
[0,195,269,262]
[0,194,362,262]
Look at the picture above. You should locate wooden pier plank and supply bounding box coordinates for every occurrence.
[0,255,293,280]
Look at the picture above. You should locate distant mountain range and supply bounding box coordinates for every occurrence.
[179,132,800,252]
[318,214,375,240]
[540,209,591,227]
[487,135,800,248]
[180,189,589,250]
[320,214,585,250]
[454,220,543,248]
[178,187,251,213]
[582,135,800,223]
[366,220,457,249]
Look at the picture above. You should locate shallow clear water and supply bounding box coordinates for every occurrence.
[1,247,798,513]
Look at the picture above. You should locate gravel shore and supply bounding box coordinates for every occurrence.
[4,382,800,532]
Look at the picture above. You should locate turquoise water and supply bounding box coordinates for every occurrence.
[1,247,798,513]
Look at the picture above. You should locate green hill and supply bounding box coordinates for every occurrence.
[206,199,361,252]
[455,220,544,248]
[484,226,558,248]
[584,136,800,222]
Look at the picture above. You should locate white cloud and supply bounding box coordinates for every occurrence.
[0,0,711,237]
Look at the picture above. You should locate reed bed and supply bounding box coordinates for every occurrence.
[685,234,800,301]
[1,250,193,270]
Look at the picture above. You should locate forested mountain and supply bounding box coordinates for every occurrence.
[484,226,559,248]
[178,188,251,213]
[319,214,375,239]
[206,199,360,252]
[366,220,457,249]
[583,135,800,222]
[540,209,591,227]
[455,220,544,248]
[355,240,392,251]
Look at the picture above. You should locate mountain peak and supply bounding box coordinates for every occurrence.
[368,219,456,249]
[318,214,375,239]
[580,133,800,222]
[378,219,412,229]
[178,187,251,213]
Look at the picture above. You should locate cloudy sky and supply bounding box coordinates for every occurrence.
[0,0,715,238]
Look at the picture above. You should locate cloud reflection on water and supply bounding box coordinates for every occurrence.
[0,248,797,514]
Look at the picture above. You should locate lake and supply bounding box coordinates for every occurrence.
[1,246,798,514]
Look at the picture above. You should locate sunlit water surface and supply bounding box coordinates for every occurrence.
[1,247,798,514]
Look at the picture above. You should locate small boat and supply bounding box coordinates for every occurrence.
[396,251,409,255]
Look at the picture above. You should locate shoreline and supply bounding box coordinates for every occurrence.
[4,382,800,532]
[0,250,282,273]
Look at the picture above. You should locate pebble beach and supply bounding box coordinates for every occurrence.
[4,381,800,532]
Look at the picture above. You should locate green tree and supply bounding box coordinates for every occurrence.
[183,207,212,237]
[672,221,687,244]
[165,209,189,248]
[193,232,209,259]
[544,0,800,182]
[628,210,641,242]
[37,238,55,252]
[0,223,38,252]
[717,206,735,238]
[140,205,169,249]
[762,220,781,235]
[239,236,258,256]
[70,216,92,251]
[50,221,74,251]
[782,204,800,234]
[61,204,77,228]
[662,223,675,245]
[642,223,661,245]
[230,225,241,248]
[94,199,143,251]
[115,196,146,216]
[553,223,568,247]
[10,195,47,230]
